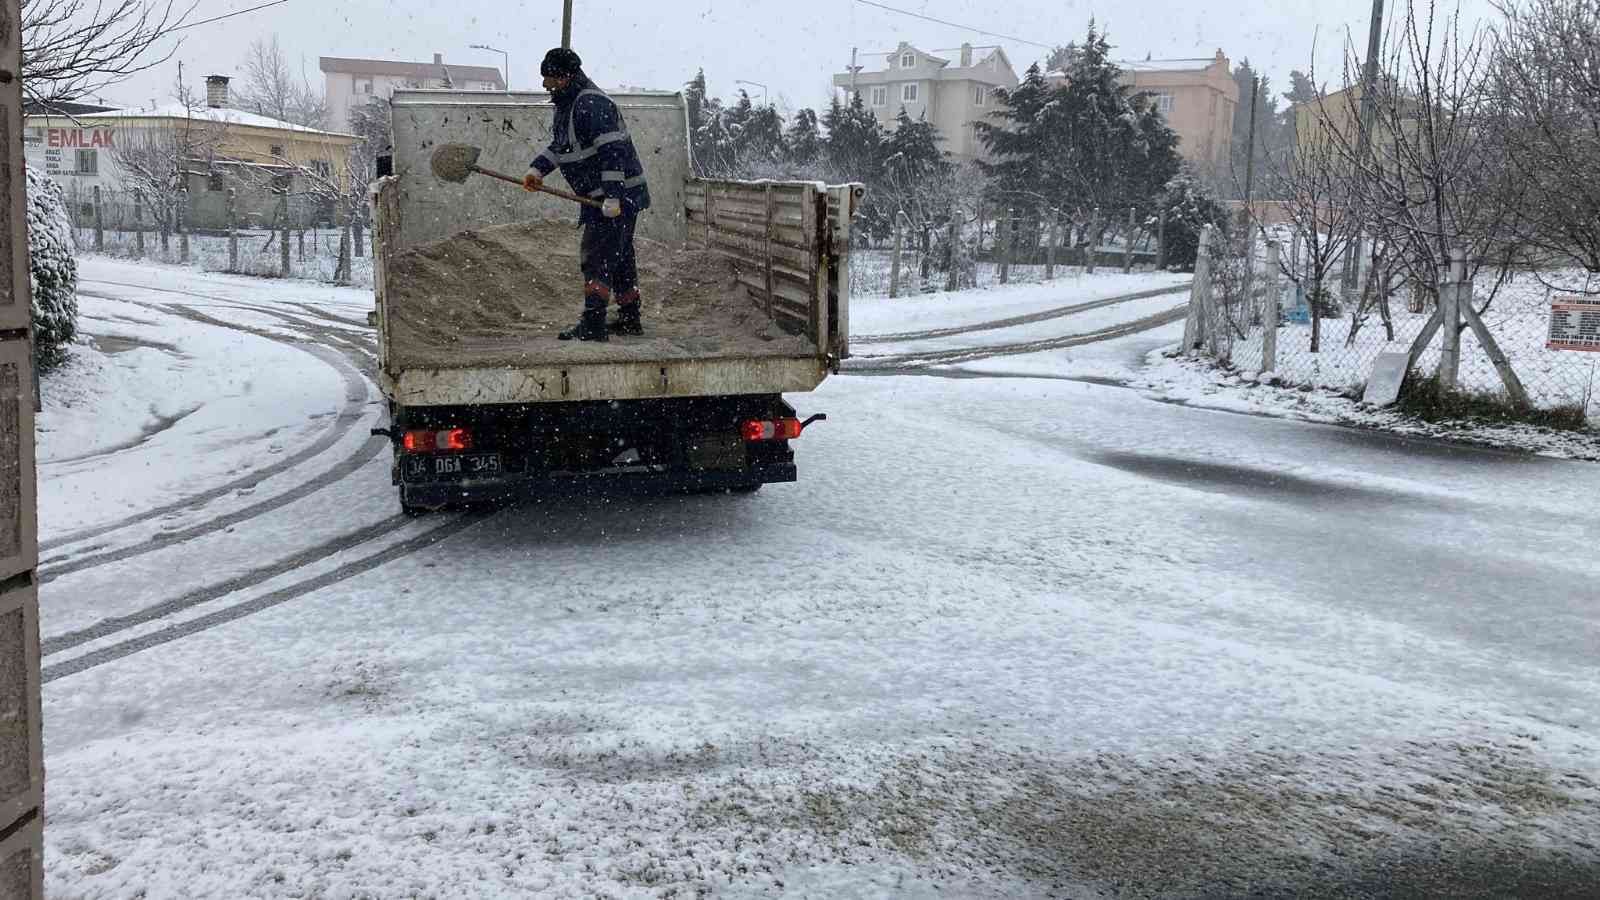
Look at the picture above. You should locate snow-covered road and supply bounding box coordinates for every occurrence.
[37,261,1600,898]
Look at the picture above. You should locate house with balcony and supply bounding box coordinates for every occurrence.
[833,42,1020,165]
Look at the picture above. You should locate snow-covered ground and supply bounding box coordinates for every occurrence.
[35,259,1600,897]
[76,227,377,288]
[851,271,1190,339]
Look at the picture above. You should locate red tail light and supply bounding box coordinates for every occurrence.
[741,418,804,442]
[402,428,473,452]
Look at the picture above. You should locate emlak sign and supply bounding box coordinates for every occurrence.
[46,128,114,149]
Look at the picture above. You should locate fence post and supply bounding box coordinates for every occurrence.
[178,191,189,263]
[1124,206,1135,274]
[353,208,366,258]
[1454,249,1530,407]
[1263,240,1282,374]
[945,202,959,293]
[1437,247,1462,395]
[226,188,238,272]
[889,210,904,299]
[1045,211,1059,281]
[92,185,104,252]
[297,228,306,262]
[279,193,291,277]
[999,209,1013,285]
[1086,207,1100,275]
[1182,225,1213,355]
[1156,207,1167,270]
[132,192,146,258]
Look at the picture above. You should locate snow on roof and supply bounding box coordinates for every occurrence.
[74,104,356,139]
[1117,58,1218,73]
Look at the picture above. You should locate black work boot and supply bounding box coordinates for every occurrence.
[608,291,644,335]
[559,295,610,342]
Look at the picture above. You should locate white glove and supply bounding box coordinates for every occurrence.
[601,198,623,219]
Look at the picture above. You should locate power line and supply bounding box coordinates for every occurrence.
[172,0,292,32]
[853,0,1055,51]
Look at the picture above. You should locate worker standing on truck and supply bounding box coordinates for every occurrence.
[523,47,653,342]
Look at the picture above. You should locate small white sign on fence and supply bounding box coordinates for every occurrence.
[1548,295,1600,352]
[1363,351,1411,407]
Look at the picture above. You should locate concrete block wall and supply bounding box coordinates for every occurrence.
[0,0,45,895]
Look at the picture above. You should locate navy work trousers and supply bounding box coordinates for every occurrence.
[580,211,639,303]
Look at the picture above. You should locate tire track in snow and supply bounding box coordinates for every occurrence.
[42,512,488,683]
[844,303,1191,372]
[852,282,1191,345]
[43,294,374,554]
[42,292,383,575]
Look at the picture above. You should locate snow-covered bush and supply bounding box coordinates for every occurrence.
[27,167,78,370]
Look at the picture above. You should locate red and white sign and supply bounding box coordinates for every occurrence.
[1548,295,1600,352]
[46,128,115,149]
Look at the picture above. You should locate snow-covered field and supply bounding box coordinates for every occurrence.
[34,258,1600,897]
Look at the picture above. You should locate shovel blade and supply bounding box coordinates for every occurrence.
[430,143,483,183]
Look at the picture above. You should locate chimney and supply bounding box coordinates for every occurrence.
[433,53,443,65]
[960,43,973,67]
[205,75,230,109]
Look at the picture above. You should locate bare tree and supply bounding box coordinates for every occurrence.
[111,74,222,254]
[1324,0,1531,398]
[22,0,197,104]
[1324,1,1526,305]
[236,35,327,127]
[1264,101,1364,352]
[1490,0,1600,275]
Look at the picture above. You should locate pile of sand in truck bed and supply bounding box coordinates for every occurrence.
[383,222,818,368]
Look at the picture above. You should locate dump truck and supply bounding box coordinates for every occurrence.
[369,89,860,514]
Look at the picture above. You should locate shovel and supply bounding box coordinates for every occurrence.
[430,143,604,210]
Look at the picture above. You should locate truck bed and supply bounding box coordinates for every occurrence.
[373,90,859,407]
[382,222,817,370]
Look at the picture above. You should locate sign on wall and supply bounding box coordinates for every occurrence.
[1548,295,1600,352]
[23,127,114,176]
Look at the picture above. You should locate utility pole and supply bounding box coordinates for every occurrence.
[849,47,862,101]
[561,0,573,49]
[1242,75,1259,221]
[1346,0,1386,295]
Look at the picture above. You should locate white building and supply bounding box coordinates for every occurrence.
[833,42,1020,164]
[321,54,506,133]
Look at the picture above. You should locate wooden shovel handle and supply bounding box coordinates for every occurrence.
[472,164,605,210]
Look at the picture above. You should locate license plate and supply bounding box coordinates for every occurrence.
[404,453,501,482]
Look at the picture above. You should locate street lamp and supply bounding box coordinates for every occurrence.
[470,44,510,90]
[735,79,768,106]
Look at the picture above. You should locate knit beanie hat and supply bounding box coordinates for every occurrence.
[541,48,583,78]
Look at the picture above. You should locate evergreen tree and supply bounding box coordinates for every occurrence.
[1230,60,1284,199]
[1052,21,1144,218]
[785,108,822,167]
[974,63,1056,215]
[685,69,708,135]
[822,94,883,181]
[1283,70,1320,106]
[736,103,788,169]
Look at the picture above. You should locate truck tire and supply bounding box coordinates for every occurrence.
[399,486,439,517]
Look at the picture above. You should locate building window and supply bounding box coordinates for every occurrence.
[901,52,916,69]
[312,160,332,178]
[870,86,888,107]
[75,148,97,175]
[974,85,987,106]
[357,77,374,95]
[208,171,225,192]
[1150,92,1174,115]
[902,82,919,104]
[270,144,285,158]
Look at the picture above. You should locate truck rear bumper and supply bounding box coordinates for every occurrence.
[401,462,797,509]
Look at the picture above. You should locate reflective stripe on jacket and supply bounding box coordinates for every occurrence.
[531,83,651,223]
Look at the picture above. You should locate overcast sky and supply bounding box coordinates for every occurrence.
[99,0,1500,120]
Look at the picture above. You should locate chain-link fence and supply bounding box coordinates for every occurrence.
[1186,228,1599,423]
